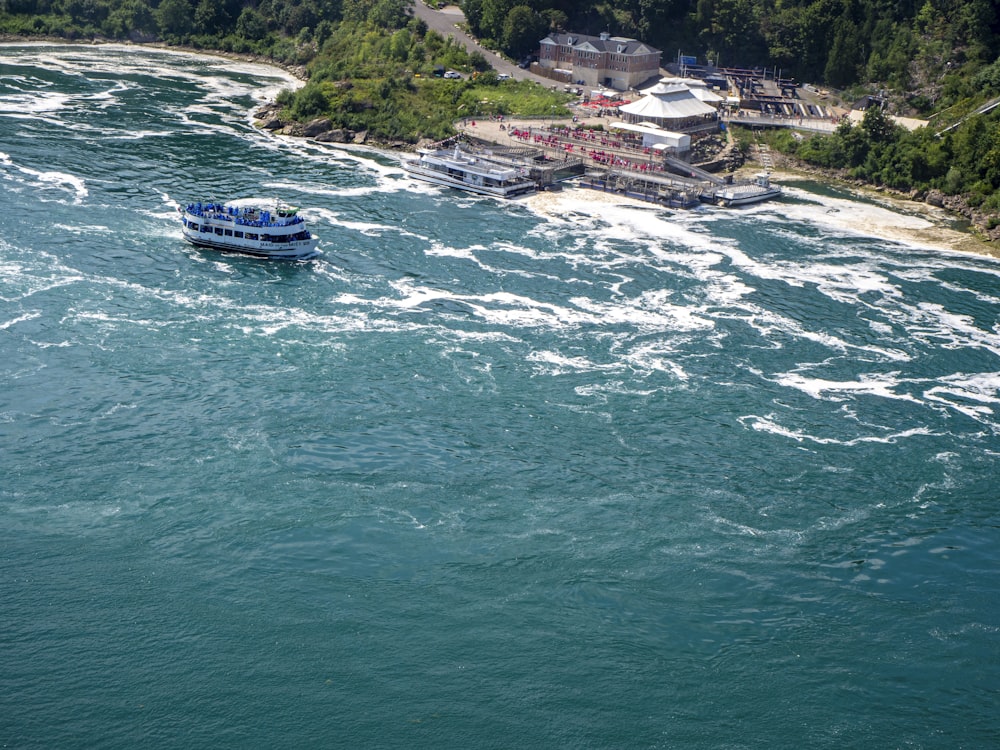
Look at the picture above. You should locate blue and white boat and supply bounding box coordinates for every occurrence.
[180,198,319,259]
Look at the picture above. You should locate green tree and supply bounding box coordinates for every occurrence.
[502,5,545,60]
[861,104,898,143]
[478,0,513,43]
[156,0,193,38]
[824,18,861,87]
[291,82,329,119]
[193,0,230,36]
[236,6,267,40]
[460,0,483,36]
[64,0,106,25]
[388,27,410,60]
[104,0,155,38]
[368,0,407,27]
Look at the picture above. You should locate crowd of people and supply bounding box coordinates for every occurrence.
[503,125,672,174]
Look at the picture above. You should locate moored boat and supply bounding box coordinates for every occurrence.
[403,144,536,198]
[179,198,319,259]
[715,172,782,207]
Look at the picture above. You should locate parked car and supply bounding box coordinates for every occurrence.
[444,70,461,79]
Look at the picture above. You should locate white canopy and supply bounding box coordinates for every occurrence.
[641,77,724,104]
[618,90,718,120]
[610,121,690,151]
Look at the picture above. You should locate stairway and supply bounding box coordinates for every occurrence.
[753,134,774,172]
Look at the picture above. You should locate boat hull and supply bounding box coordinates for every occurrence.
[404,162,534,198]
[403,145,536,199]
[717,187,782,207]
[180,230,319,259]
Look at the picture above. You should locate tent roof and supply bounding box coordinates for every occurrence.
[642,78,724,103]
[618,91,718,120]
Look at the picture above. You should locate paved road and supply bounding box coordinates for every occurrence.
[408,1,556,86]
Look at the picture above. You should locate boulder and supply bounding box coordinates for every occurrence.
[924,189,945,208]
[303,117,333,137]
[314,129,351,143]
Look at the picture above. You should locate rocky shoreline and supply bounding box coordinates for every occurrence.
[252,100,372,146]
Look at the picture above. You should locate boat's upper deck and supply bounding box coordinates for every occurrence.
[184,200,305,229]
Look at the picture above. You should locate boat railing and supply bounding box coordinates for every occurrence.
[184,203,303,228]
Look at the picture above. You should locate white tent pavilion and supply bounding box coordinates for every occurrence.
[618,86,719,130]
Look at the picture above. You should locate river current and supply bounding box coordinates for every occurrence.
[2,43,999,748]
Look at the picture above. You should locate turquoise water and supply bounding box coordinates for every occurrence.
[2,44,999,748]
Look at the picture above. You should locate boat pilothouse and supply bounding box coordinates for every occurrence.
[404,143,536,198]
[179,198,319,259]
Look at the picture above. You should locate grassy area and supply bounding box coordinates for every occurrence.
[279,73,573,143]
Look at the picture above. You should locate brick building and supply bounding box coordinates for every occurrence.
[537,31,661,91]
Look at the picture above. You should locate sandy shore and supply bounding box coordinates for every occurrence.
[766,169,998,259]
[519,170,996,260]
[462,117,997,259]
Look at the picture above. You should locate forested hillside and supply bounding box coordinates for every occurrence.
[3,0,998,104]
[461,0,999,112]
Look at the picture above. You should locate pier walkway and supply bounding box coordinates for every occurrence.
[723,113,840,133]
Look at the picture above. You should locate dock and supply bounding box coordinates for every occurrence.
[458,118,780,208]
[578,168,703,207]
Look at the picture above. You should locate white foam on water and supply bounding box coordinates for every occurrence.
[937,278,1000,306]
[526,349,624,376]
[884,300,1000,357]
[266,177,400,200]
[760,184,947,249]
[772,371,922,403]
[0,89,71,115]
[740,414,937,445]
[0,311,41,330]
[0,259,85,303]
[924,372,1000,424]
[525,190,770,324]
[529,189,727,257]
[362,276,719,334]
[52,223,112,235]
[300,205,425,240]
[568,290,715,333]
[0,153,87,204]
[620,341,690,380]
[424,241,481,261]
[708,232,908,307]
[303,144,410,181]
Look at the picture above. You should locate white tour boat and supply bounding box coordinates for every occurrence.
[404,144,536,198]
[715,172,782,207]
[179,198,319,259]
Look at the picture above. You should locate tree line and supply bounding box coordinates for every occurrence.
[4,0,998,100]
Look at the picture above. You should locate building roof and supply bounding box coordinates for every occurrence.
[541,32,660,56]
[618,90,718,120]
[642,78,725,103]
